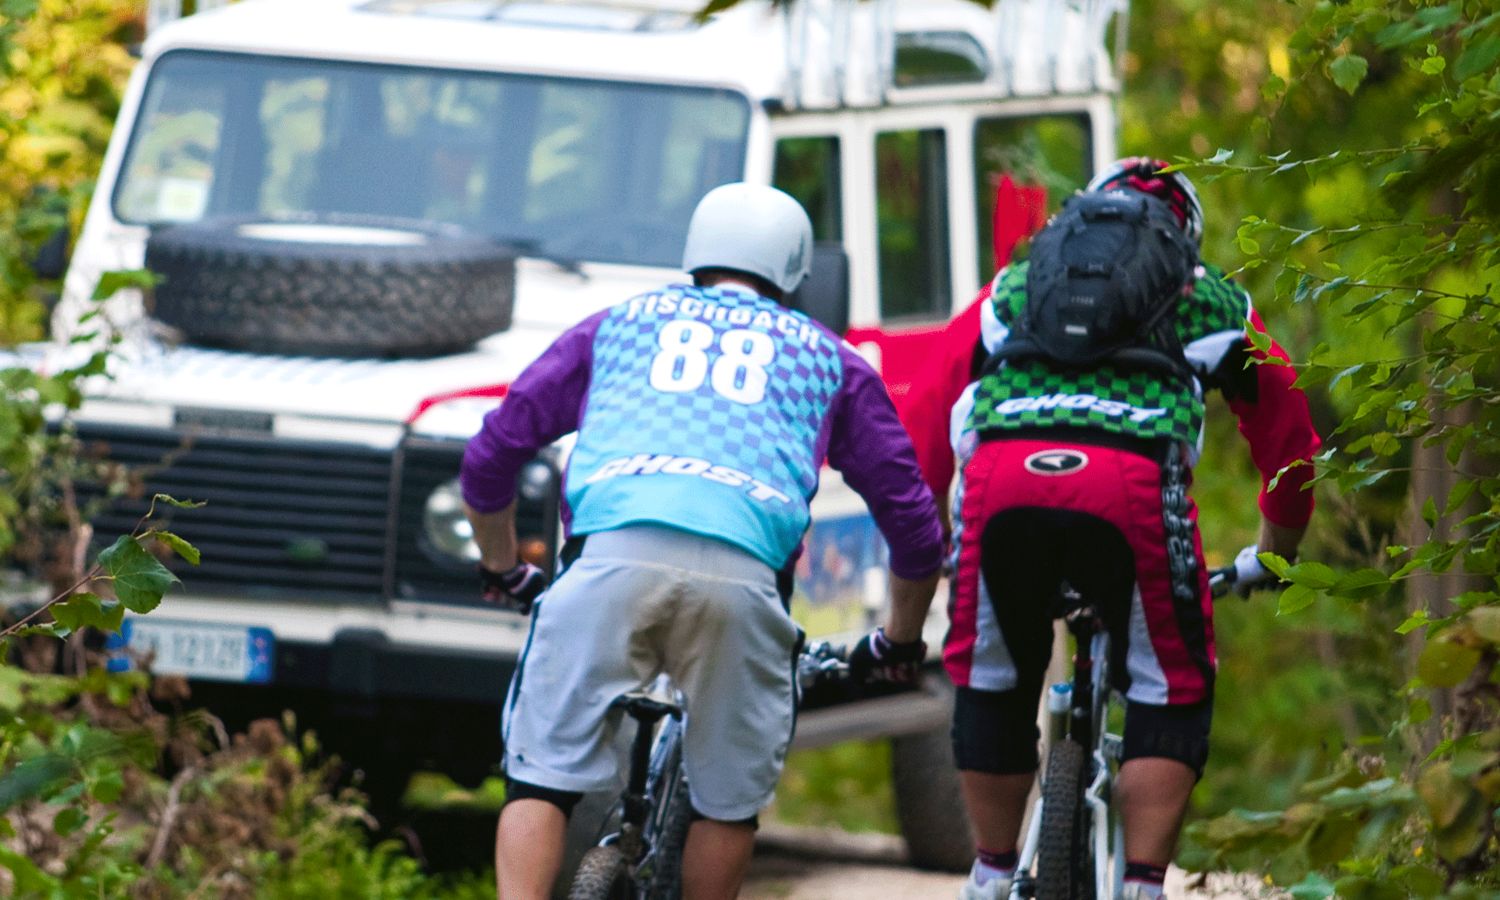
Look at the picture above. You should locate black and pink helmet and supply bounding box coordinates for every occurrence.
[1086,157,1204,245]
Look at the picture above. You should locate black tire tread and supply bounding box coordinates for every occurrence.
[642,741,691,900]
[567,845,631,900]
[144,214,515,358]
[891,699,975,872]
[1035,738,1094,900]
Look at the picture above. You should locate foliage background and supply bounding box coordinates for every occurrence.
[3,0,1498,894]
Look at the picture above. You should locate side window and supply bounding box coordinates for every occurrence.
[876,128,949,321]
[973,114,1092,281]
[773,136,842,241]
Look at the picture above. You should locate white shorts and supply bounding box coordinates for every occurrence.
[502,524,801,821]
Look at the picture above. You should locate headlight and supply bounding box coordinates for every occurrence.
[398,441,561,603]
[420,461,560,568]
[422,478,479,564]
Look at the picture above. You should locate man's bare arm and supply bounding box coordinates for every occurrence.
[465,501,519,572]
[883,571,940,644]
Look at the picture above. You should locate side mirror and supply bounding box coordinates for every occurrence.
[789,241,849,337]
[31,225,70,281]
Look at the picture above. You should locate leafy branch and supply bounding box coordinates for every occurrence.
[0,493,201,647]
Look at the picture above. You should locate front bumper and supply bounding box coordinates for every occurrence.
[275,628,517,704]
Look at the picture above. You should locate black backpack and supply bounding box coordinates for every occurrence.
[989,190,1199,382]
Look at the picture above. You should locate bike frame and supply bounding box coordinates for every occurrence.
[1011,568,1238,900]
[578,642,850,898]
[1011,604,1125,900]
[591,680,687,898]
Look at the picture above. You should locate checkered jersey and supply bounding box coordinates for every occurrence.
[566,285,844,568]
[967,262,1249,442]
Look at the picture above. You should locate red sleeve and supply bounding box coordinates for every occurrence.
[900,286,990,504]
[1228,310,1321,528]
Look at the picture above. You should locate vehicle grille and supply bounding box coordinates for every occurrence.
[76,423,393,600]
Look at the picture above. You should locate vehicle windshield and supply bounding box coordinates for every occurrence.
[114,51,750,267]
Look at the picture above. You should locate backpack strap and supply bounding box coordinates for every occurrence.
[984,338,1196,384]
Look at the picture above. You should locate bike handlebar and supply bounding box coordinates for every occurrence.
[1207,564,1238,599]
[797,640,850,691]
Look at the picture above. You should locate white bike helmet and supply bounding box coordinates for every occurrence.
[682,183,813,296]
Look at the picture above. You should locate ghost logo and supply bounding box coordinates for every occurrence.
[1023,448,1089,476]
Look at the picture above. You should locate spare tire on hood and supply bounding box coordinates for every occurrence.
[144,215,516,358]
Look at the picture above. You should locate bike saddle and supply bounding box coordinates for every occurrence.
[612,692,683,723]
[1051,582,1091,619]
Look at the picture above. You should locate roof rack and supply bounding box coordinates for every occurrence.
[779,0,1128,110]
[143,0,1128,109]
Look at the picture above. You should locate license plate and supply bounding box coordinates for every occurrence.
[107,618,274,684]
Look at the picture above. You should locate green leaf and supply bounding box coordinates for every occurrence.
[1455,35,1500,81]
[0,846,60,895]
[1445,479,1478,515]
[1245,318,1273,353]
[89,768,124,805]
[0,754,73,812]
[1330,568,1390,599]
[1288,871,1336,899]
[1417,638,1482,688]
[49,593,125,634]
[1329,53,1369,94]
[1278,584,1318,616]
[151,530,200,566]
[1259,552,1292,579]
[90,269,156,301]
[1422,496,1438,527]
[152,493,205,510]
[52,806,86,837]
[1282,560,1338,590]
[1332,876,1405,900]
[1389,863,1445,898]
[1420,56,1447,75]
[1397,609,1431,635]
[97,536,180,614]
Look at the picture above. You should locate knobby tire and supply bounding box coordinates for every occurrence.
[568,845,632,900]
[640,729,692,899]
[1035,738,1095,900]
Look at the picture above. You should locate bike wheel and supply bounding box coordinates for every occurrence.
[568,845,633,900]
[1035,739,1095,900]
[640,726,692,899]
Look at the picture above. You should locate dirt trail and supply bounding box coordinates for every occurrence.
[741,824,1269,899]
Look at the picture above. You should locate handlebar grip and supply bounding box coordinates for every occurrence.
[1207,565,1237,599]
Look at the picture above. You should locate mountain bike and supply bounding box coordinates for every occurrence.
[567,641,849,900]
[1008,566,1238,900]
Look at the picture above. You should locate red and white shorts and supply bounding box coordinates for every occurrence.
[944,434,1215,706]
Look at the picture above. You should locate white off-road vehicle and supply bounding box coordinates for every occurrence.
[39,0,1124,869]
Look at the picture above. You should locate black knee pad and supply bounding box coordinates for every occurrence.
[690,807,759,829]
[952,686,1042,774]
[1122,699,1212,777]
[505,777,584,817]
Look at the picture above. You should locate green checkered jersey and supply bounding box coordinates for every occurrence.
[966,261,1252,444]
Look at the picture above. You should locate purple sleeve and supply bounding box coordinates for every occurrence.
[459,311,605,512]
[825,347,945,580]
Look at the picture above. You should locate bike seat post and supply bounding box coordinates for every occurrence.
[614,694,681,827]
[1058,584,1100,748]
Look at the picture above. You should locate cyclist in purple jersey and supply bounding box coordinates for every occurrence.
[460,183,943,900]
